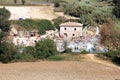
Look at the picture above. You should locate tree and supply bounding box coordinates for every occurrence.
[15,19,55,35]
[113,0,120,18]
[21,0,26,5]
[100,18,120,49]
[23,46,35,55]
[0,7,11,32]
[13,0,17,4]
[0,42,17,63]
[64,3,94,17]
[35,39,57,59]
[54,2,60,7]
[53,17,66,29]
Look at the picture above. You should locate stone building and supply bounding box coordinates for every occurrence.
[60,22,83,40]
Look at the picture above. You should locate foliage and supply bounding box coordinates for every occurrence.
[23,46,36,54]
[113,0,120,18]
[0,42,17,63]
[13,53,35,62]
[13,46,36,62]
[0,7,11,32]
[53,17,66,29]
[0,32,5,44]
[13,0,17,4]
[100,19,120,49]
[112,56,120,65]
[80,50,89,54]
[54,1,60,7]
[12,19,55,35]
[98,50,120,65]
[63,41,72,53]
[35,39,58,59]
[21,0,26,5]
[64,2,94,17]
[48,55,64,61]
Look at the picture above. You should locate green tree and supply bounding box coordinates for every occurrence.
[21,0,26,5]
[35,39,57,59]
[0,42,17,63]
[23,46,36,54]
[54,2,60,7]
[0,7,11,32]
[113,0,120,18]
[53,17,66,29]
[14,0,17,4]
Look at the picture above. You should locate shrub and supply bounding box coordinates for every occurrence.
[35,39,58,59]
[23,46,36,55]
[13,53,35,62]
[12,19,55,35]
[13,46,36,62]
[0,7,11,32]
[97,49,120,65]
[54,2,60,7]
[112,56,120,65]
[48,55,64,61]
[64,4,94,17]
[0,42,17,63]
[53,17,66,29]
[64,48,72,53]
[113,0,120,18]
[80,50,89,54]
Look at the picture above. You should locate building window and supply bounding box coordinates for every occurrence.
[74,28,76,31]
[73,34,75,36]
[64,28,66,30]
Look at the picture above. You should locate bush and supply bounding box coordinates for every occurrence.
[23,46,36,55]
[0,7,11,32]
[54,2,60,7]
[64,48,72,53]
[113,0,120,18]
[80,50,89,54]
[12,19,55,35]
[64,4,94,17]
[13,53,35,62]
[13,46,36,62]
[35,39,58,59]
[97,49,120,65]
[112,56,120,65]
[0,42,17,63]
[48,55,64,61]
[53,17,66,29]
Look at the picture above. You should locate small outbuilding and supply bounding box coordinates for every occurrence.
[60,22,83,40]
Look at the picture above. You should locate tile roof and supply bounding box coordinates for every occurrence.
[60,22,83,27]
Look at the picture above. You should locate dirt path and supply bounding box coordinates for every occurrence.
[84,54,120,70]
[0,60,120,80]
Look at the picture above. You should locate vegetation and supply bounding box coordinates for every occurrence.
[97,49,120,65]
[13,0,17,4]
[0,7,12,63]
[0,7,11,32]
[21,0,26,5]
[0,43,17,63]
[13,53,35,62]
[53,17,66,29]
[12,19,55,35]
[113,0,120,18]
[0,0,120,64]
[48,55,64,61]
[35,39,58,59]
